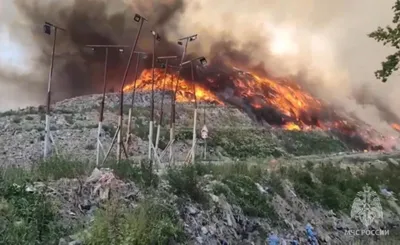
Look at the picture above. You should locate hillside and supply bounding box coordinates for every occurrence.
[1,93,400,244]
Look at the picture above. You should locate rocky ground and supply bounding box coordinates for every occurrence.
[1,92,400,244]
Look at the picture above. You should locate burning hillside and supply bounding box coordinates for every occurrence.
[123,65,400,151]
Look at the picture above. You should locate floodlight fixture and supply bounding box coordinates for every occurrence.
[199,57,207,66]
[134,14,144,22]
[119,48,124,53]
[151,30,161,41]
[44,23,51,35]
[179,34,197,42]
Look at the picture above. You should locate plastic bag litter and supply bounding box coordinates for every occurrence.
[87,168,121,200]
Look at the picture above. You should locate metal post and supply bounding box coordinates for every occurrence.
[96,47,108,166]
[44,28,57,159]
[170,39,189,164]
[190,61,197,164]
[149,35,156,160]
[155,59,168,151]
[86,45,130,165]
[154,56,177,159]
[126,52,145,145]
[43,22,65,159]
[203,106,207,159]
[117,15,146,162]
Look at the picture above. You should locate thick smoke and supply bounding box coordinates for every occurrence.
[1,0,399,135]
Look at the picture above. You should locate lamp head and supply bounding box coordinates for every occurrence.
[43,23,51,35]
[189,35,197,41]
[199,57,207,66]
[177,41,183,45]
[134,14,142,22]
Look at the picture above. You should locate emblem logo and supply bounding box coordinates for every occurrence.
[350,185,383,228]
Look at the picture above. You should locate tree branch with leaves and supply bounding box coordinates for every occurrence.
[368,0,400,82]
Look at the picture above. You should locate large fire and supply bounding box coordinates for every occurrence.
[123,68,222,104]
[123,66,400,150]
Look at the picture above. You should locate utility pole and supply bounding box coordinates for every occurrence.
[125,51,148,146]
[116,13,147,163]
[43,22,66,159]
[148,31,161,161]
[86,45,129,166]
[169,34,197,165]
[202,105,208,160]
[154,56,178,154]
[180,57,207,164]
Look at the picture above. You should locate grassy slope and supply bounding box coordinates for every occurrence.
[1,155,400,244]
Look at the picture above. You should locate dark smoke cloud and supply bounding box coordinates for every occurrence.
[6,0,187,103]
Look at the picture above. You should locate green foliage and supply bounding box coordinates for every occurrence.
[208,128,283,159]
[176,130,192,141]
[0,181,69,244]
[107,159,159,188]
[368,0,400,82]
[214,174,279,219]
[12,116,22,123]
[35,156,92,181]
[278,131,347,156]
[103,124,117,138]
[166,164,209,205]
[85,199,184,245]
[283,161,400,212]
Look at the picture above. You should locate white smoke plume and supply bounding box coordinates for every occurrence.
[0,0,399,135]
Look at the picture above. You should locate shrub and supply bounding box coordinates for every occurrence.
[107,159,159,188]
[215,175,278,219]
[35,157,92,181]
[0,182,68,245]
[166,165,209,205]
[85,199,184,245]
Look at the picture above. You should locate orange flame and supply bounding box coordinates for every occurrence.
[392,123,400,132]
[283,122,301,131]
[123,68,222,104]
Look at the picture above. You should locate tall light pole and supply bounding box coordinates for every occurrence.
[85,45,129,166]
[43,22,66,159]
[117,13,147,162]
[180,57,207,164]
[154,56,178,152]
[148,30,161,161]
[126,51,148,146]
[169,34,197,164]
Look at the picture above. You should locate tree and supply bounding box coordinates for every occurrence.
[368,0,400,82]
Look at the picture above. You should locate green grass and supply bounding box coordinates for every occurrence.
[282,160,400,212]
[166,161,282,221]
[84,199,185,245]
[208,128,284,159]
[166,164,210,205]
[34,156,93,181]
[0,174,71,244]
[105,159,159,188]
